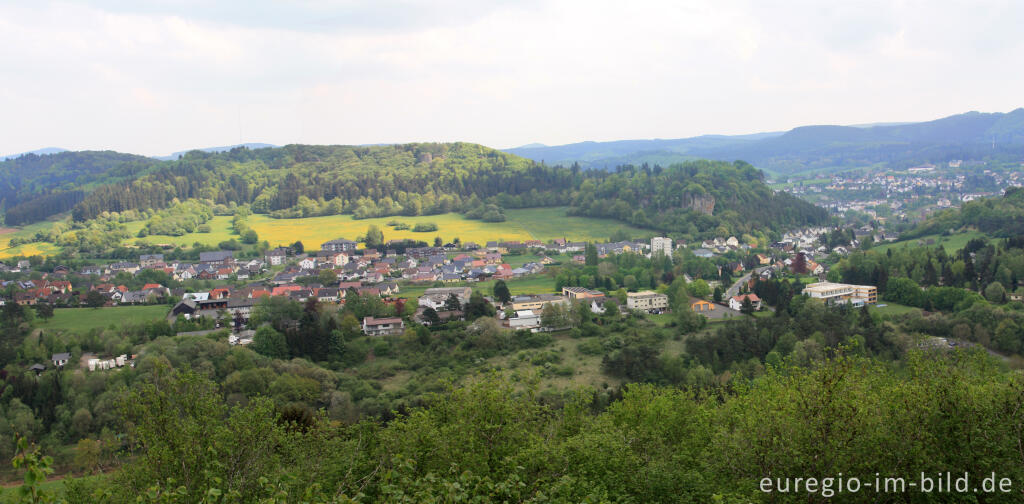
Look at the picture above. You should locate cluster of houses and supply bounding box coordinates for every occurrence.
[87,251,265,282]
[2,278,73,305]
[690,236,753,258]
[87,353,133,371]
[269,242,547,286]
[26,352,136,374]
[780,163,1019,220]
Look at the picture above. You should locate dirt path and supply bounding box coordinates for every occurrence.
[1,472,72,488]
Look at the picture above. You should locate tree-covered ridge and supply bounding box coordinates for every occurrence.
[906,186,1024,238]
[1,143,828,243]
[58,144,827,240]
[70,143,580,222]
[0,151,156,225]
[567,160,829,236]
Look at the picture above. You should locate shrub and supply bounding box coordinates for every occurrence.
[412,222,438,232]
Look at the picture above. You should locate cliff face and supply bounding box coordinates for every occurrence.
[682,193,715,215]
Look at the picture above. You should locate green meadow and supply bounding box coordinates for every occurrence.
[396,275,558,301]
[38,305,171,332]
[871,230,986,255]
[0,219,64,259]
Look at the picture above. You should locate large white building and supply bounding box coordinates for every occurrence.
[803,282,877,306]
[508,310,541,329]
[418,287,473,310]
[626,291,669,313]
[651,237,673,259]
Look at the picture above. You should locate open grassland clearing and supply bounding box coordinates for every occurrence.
[872,302,921,317]
[397,275,558,301]
[872,230,987,255]
[0,219,63,259]
[502,207,652,242]
[484,331,621,392]
[8,207,654,258]
[124,216,237,247]
[38,305,170,332]
[128,208,652,251]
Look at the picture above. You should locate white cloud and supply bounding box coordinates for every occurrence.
[0,0,1021,156]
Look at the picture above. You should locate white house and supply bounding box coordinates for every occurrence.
[362,316,405,336]
[51,352,71,368]
[509,310,540,329]
[729,294,761,311]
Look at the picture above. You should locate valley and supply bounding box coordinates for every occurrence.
[2,137,1024,502]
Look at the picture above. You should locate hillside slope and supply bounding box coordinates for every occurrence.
[1,143,827,243]
[0,150,157,225]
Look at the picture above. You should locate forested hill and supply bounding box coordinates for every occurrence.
[2,143,828,238]
[0,151,157,225]
[69,143,575,222]
[905,186,1024,239]
[569,160,828,236]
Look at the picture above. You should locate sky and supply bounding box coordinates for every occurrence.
[1,0,1023,157]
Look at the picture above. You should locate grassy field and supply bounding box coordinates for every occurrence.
[4,207,653,258]
[0,219,63,259]
[123,217,237,247]
[126,208,652,251]
[483,332,622,392]
[502,208,653,242]
[0,474,108,503]
[872,230,986,255]
[872,302,921,317]
[646,313,676,326]
[38,305,170,331]
[397,275,558,301]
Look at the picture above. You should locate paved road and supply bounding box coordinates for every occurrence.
[725,266,770,300]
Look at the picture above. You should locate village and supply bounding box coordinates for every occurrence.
[775,160,1024,221]
[4,224,885,379]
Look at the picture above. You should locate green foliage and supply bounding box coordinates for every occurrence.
[70,143,572,224]
[117,364,284,501]
[9,329,1024,503]
[363,225,384,249]
[251,326,288,359]
[136,200,214,237]
[464,291,495,320]
[10,436,56,503]
[687,279,711,299]
[909,187,1024,238]
[568,160,828,239]
[491,279,511,304]
[410,222,437,233]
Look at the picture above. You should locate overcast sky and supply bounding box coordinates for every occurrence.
[2,0,1022,157]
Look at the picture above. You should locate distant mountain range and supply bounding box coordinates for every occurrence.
[1,147,68,161]
[505,109,1024,175]
[154,143,277,160]
[2,143,277,162]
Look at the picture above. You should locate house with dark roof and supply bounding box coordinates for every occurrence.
[362,316,404,336]
[139,254,164,267]
[51,353,71,368]
[322,238,358,253]
[265,247,289,266]
[199,251,234,264]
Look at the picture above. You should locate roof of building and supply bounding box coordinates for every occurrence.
[199,251,234,262]
[363,316,403,326]
[732,293,761,302]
